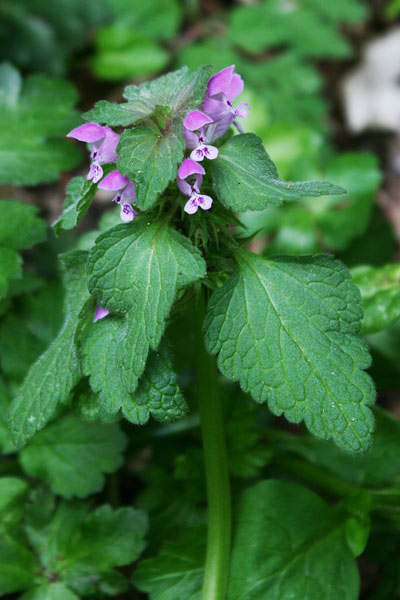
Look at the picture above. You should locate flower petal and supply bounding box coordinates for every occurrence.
[190,147,205,162]
[93,305,110,322]
[98,170,129,190]
[207,113,234,142]
[121,182,136,204]
[97,127,119,164]
[197,194,213,210]
[203,144,218,160]
[202,96,230,121]
[87,161,103,183]
[178,158,205,179]
[225,73,244,103]
[234,103,249,119]
[183,110,213,131]
[207,65,235,97]
[67,122,105,142]
[120,203,137,222]
[184,196,199,214]
[184,129,200,150]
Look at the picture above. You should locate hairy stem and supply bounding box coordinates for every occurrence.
[195,286,231,600]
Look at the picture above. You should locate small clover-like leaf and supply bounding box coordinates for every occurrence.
[204,251,375,453]
[20,414,127,498]
[212,133,345,212]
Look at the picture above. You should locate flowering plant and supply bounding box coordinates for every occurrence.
[4,64,385,600]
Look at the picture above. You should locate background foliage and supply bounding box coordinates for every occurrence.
[1,1,400,599]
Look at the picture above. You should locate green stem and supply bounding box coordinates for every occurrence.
[195,286,231,600]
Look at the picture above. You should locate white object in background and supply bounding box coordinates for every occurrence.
[343,28,400,132]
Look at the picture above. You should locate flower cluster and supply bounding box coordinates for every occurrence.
[178,64,249,215]
[67,123,137,223]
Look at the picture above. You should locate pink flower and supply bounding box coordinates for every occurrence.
[202,65,249,141]
[177,159,213,215]
[98,170,137,223]
[93,305,109,322]
[67,123,119,184]
[183,110,218,162]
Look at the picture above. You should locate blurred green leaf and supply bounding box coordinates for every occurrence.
[92,27,169,81]
[0,63,81,185]
[0,0,108,75]
[351,264,400,334]
[20,414,127,498]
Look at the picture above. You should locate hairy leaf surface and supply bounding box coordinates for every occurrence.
[9,252,90,447]
[85,65,212,126]
[117,125,184,209]
[212,133,345,211]
[204,252,375,452]
[53,176,97,235]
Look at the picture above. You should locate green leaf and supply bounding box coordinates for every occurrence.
[20,414,127,498]
[227,0,365,57]
[274,406,400,489]
[0,246,22,299]
[83,322,187,424]
[9,251,90,448]
[134,527,205,600]
[204,252,375,453]
[117,125,184,210]
[0,477,29,532]
[85,221,204,415]
[0,63,81,185]
[0,2,108,76]
[228,480,359,600]
[351,264,400,334]
[84,64,213,126]
[25,499,148,597]
[0,379,15,453]
[87,222,206,314]
[0,536,36,594]
[20,583,79,600]
[212,133,345,212]
[92,27,169,81]
[0,200,47,250]
[241,151,382,255]
[53,176,97,235]
[106,0,181,38]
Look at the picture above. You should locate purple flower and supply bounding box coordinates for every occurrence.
[93,305,109,322]
[202,65,249,141]
[183,110,218,162]
[177,159,213,215]
[98,170,137,223]
[67,123,119,184]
